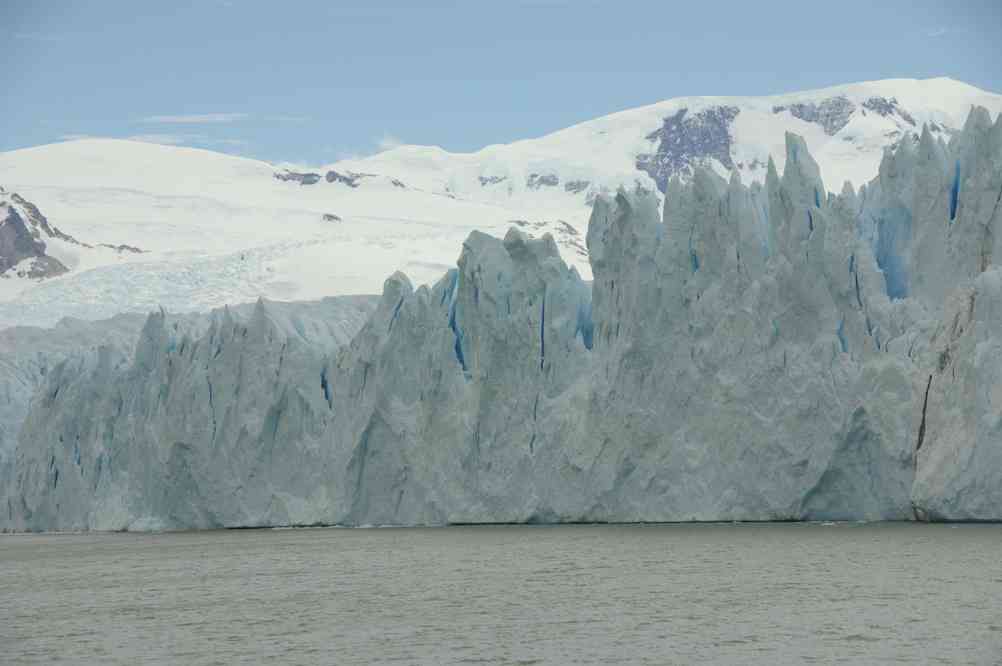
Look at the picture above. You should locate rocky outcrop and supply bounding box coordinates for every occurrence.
[527,173,560,189]
[325,169,373,188]
[773,96,857,136]
[3,108,999,530]
[274,171,322,185]
[0,192,78,279]
[636,106,741,191]
[98,243,145,254]
[1,191,144,279]
[863,96,917,126]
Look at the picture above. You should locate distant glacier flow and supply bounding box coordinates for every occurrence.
[1,78,1000,327]
[3,105,999,531]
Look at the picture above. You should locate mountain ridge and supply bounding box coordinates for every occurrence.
[1,77,999,328]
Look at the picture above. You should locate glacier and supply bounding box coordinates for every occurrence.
[2,107,1000,531]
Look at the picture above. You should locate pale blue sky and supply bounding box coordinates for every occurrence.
[4,0,1000,164]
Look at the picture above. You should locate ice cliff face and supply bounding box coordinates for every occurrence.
[3,108,999,530]
[0,315,149,464]
[3,297,375,530]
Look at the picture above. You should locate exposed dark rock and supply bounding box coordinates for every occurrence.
[478,175,507,186]
[9,194,82,245]
[15,256,68,279]
[773,96,856,136]
[635,105,740,192]
[98,243,145,254]
[391,179,406,189]
[564,179,590,194]
[274,171,321,186]
[526,173,559,189]
[322,213,342,223]
[863,96,917,126]
[325,169,374,188]
[556,221,579,236]
[0,204,68,279]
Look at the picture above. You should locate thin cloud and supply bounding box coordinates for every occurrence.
[59,133,248,150]
[61,133,193,146]
[128,135,250,149]
[208,138,250,147]
[269,114,312,123]
[14,32,64,43]
[126,133,198,145]
[142,113,248,124]
[274,160,323,172]
[333,150,365,162]
[377,133,404,151]
[921,26,964,39]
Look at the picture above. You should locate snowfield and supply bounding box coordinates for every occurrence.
[1,77,1000,327]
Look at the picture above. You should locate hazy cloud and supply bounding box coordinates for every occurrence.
[333,150,365,162]
[59,133,248,150]
[268,114,312,123]
[14,32,64,43]
[126,133,201,145]
[61,133,193,146]
[274,160,323,172]
[142,113,249,124]
[377,133,404,151]
[920,26,965,39]
[209,138,250,147]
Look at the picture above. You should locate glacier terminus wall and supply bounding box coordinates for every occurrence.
[3,107,1000,530]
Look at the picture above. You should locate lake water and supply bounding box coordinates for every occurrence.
[2,523,1000,664]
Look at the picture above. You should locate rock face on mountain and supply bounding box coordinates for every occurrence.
[636,105,742,189]
[2,108,999,531]
[273,170,322,185]
[0,191,80,279]
[773,96,857,136]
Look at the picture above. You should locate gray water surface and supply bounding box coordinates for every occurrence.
[3,524,1001,664]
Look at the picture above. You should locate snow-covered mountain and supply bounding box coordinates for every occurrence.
[1,77,999,327]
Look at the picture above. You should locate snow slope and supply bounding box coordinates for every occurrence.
[1,77,999,327]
